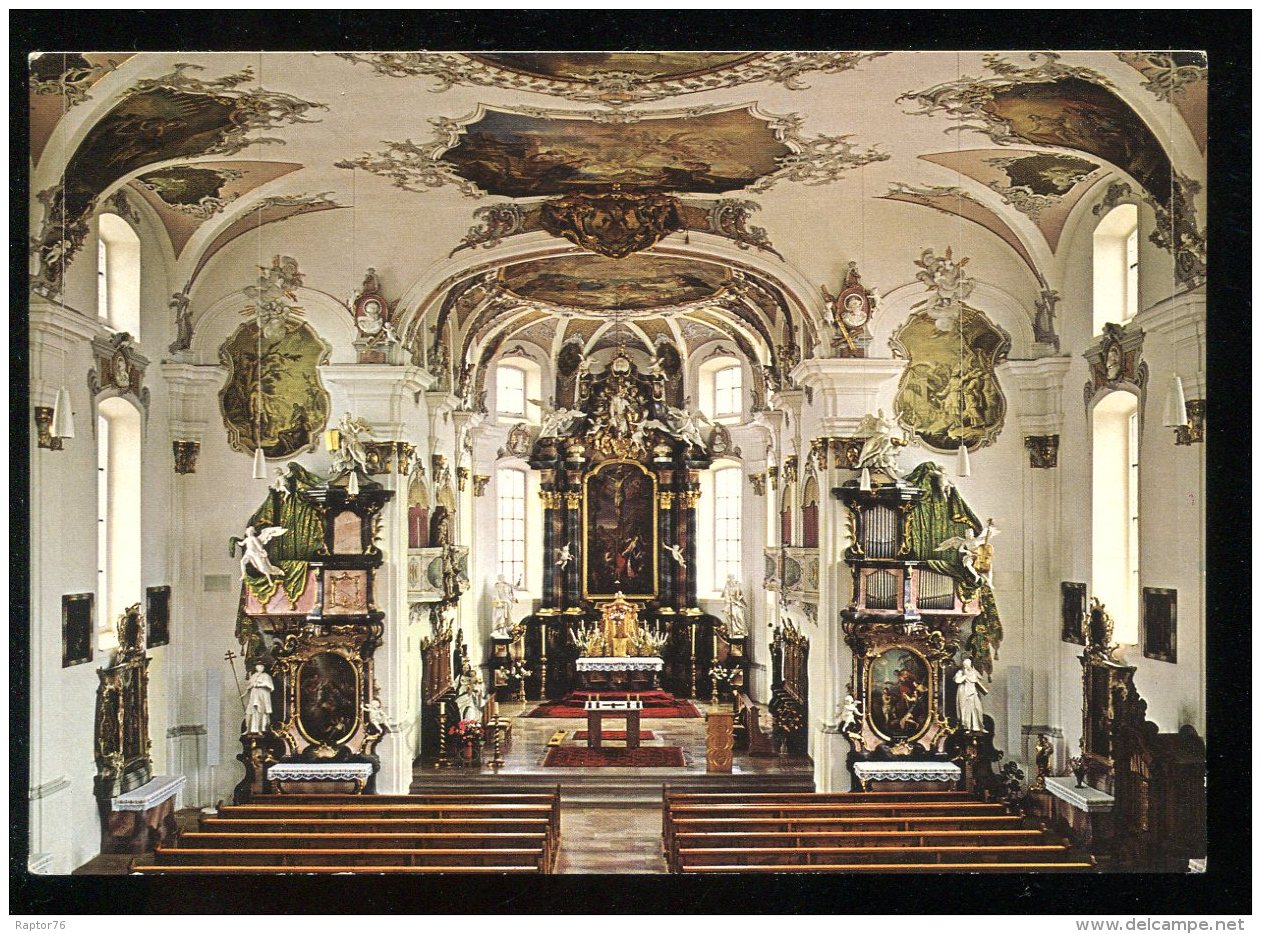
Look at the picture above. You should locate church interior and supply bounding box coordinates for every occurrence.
[25,47,1212,882]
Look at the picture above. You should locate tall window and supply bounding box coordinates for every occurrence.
[713,466,742,587]
[713,364,742,419]
[699,355,744,424]
[97,398,142,649]
[496,364,526,419]
[1092,203,1139,334]
[1092,392,1139,643]
[496,468,526,587]
[97,213,141,338]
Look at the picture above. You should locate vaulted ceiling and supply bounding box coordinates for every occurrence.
[29,50,1207,365]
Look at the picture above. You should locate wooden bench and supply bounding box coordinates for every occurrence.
[675,844,1077,869]
[149,846,546,869]
[131,864,540,874]
[673,829,1047,850]
[174,831,549,851]
[680,861,1094,873]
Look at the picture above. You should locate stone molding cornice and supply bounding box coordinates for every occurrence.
[160,362,228,442]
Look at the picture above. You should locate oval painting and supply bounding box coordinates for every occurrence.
[297,651,359,746]
[867,646,932,741]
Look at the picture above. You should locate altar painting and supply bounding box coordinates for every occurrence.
[219,319,331,458]
[583,461,657,599]
[867,646,931,742]
[297,651,359,746]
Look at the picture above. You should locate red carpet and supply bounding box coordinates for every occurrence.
[572,730,656,741]
[526,690,701,719]
[543,746,685,768]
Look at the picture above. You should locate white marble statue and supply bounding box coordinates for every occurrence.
[363,697,390,734]
[555,545,572,571]
[455,667,486,722]
[936,519,1000,587]
[721,574,748,638]
[665,543,687,568]
[838,694,863,734]
[666,404,711,451]
[491,574,519,636]
[242,664,274,734]
[533,399,585,440]
[954,657,988,732]
[855,409,902,478]
[235,525,287,583]
[270,467,290,497]
[331,412,372,475]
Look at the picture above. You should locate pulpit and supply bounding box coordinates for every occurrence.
[571,594,665,691]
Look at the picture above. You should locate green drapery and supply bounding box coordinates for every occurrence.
[235,463,329,655]
[903,462,1004,678]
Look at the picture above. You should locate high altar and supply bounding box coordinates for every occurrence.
[519,348,730,700]
[571,593,665,691]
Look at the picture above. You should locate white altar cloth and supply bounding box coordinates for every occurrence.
[575,656,663,672]
[853,761,962,784]
[113,775,186,811]
[268,762,374,783]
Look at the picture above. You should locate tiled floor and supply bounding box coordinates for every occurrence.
[555,806,668,873]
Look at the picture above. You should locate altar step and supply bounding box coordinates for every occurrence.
[409,768,815,808]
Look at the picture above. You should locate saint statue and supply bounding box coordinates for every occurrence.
[331,412,372,475]
[721,575,748,638]
[855,409,903,478]
[491,575,519,636]
[455,665,485,722]
[1033,733,1054,790]
[242,664,274,734]
[954,657,988,732]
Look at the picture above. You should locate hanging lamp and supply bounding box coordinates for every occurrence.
[1163,375,1188,428]
[50,58,75,440]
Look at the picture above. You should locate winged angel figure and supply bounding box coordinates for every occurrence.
[935,518,1000,587]
[231,525,288,583]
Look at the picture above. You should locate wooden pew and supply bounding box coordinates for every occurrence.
[149,846,546,870]
[174,831,549,851]
[681,861,1094,873]
[675,844,1078,869]
[132,864,539,875]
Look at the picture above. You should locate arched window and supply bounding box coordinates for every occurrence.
[496,468,527,587]
[699,356,744,424]
[713,465,742,588]
[1092,392,1140,643]
[1093,203,1139,334]
[495,359,541,424]
[779,482,793,548]
[97,397,142,650]
[97,213,141,338]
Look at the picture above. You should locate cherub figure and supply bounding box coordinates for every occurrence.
[838,694,863,734]
[665,543,687,567]
[363,697,391,734]
[555,545,572,571]
[232,525,287,583]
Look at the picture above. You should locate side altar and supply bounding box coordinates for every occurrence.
[518,348,730,700]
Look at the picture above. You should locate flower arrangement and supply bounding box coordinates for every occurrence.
[448,719,483,744]
[635,625,669,656]
[1066,755,1088,788]
[709,665,735,683]
[505,661,532,684]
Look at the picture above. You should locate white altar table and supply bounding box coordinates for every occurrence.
[575,656,663,690]
[853,760,962,790]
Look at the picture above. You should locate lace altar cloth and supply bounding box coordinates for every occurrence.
[853,761,962,783]
[267,762,375,782]
[575,656,664,672]
[112,775,186,811]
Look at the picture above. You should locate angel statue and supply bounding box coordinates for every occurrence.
[855,409,904,479]
[532,398,585,440]
[665,543,687,568]
[270,466,290,498]
[721,574,748,638]
[666,403,711,451]
[363,697,391,734]
[838,694,863,734]
[935,518,1000,587]
[331,412,372,475]
[555,544,572,571]
[231,525,287,583]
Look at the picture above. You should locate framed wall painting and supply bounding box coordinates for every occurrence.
[1061,581,1087,645]
[1142,587,1177,663]
[62,593,94,667]
[146,585,171,648]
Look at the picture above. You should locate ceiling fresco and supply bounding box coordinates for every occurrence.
[335,51,888,105]
[30,63,325,297]
[500,255,731,311]
[1116,51,1207,152]
[472,53,759,82]
[919,149,1104,251]
[129,161,304,256]
[28,52,134,163]
[439,106,792,198]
